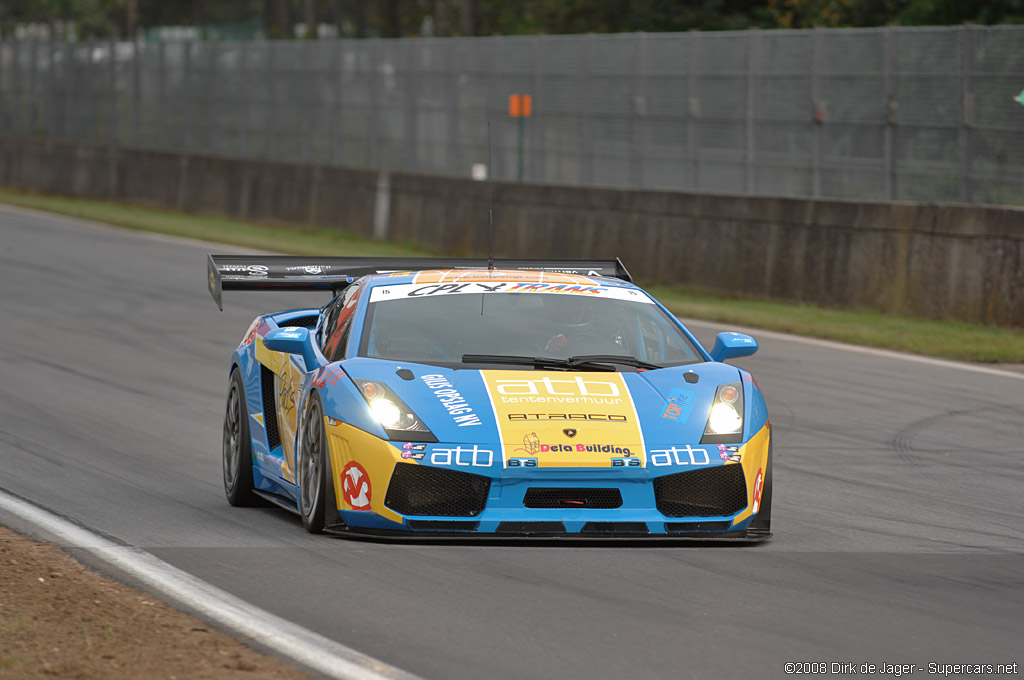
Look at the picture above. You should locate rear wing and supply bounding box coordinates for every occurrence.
[207,254,632,310]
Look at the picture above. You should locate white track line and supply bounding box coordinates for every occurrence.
[0,490,424,680]
[680,317,1024,381]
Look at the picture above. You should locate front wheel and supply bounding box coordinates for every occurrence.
[223,368,259,507]
[298,393,328,533]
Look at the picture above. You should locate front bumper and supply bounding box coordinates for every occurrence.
[323,421,771,541]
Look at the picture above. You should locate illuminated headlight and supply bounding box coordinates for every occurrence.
[370,398,403,428]
[357,379,433,440]
[702,381,744,443]
[708,402,742,434]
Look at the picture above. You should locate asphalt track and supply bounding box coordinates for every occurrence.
[1,203,1022,680]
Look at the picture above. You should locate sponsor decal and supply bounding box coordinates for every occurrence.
[612,457,641,467]
[514,433,632,456]
[483,371,645,468]
[412,270,599,285]
[420,375,482,427]
[313,366,347,390]
[341,461,372,511]
[661,387,696,423]
[507,458,538,467]
[285,265,331,274]
[368,282,653,304]
[518,432,541,455]
[400,442,427,460]
[241,320,261,347]
[493,376,623,405]
[649,445,711,467]
[752,468,764,513]
[429,445,495,468]
[219,264,269,278]
[508,413,627,421]
[717,443,742,462]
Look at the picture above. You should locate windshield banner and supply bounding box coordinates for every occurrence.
[369,282,654,304]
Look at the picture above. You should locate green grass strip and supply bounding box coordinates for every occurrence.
[2,187,1022,364]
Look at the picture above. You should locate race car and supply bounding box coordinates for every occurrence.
[210,255,772,540]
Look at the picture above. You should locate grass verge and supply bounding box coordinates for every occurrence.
[2,186,1021,364]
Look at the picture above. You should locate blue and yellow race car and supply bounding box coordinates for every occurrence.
[210,255,772,540]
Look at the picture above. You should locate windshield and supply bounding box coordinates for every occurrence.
[359,286,702,369]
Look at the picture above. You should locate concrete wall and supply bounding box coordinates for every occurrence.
[2,137,1022,327]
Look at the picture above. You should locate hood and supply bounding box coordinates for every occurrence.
[343,358,742,468]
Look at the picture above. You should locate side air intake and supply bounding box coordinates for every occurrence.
[384,464,490,517]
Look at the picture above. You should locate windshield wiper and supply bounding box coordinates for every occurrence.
[461,354,661,371]
[566,354,663,370]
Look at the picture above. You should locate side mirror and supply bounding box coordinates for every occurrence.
[262,327,323,370]
[710,332,758,363]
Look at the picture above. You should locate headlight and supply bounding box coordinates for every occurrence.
[701,382,744,443]
[357,380,435,441]
[370,398,403,428]
[708,402,742,433]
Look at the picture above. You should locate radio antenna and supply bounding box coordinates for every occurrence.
[487,120,494,270]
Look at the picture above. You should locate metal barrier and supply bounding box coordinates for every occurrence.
[1,26,1022,205]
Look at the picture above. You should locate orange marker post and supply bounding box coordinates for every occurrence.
[509,94,532,181]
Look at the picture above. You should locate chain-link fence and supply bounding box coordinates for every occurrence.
[1,26,1022,205]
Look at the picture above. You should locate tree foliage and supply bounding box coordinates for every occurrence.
[2,0,1022,40]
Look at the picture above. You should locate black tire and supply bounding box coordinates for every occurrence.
[298,392,328,534]
[749,436,773,534]
[223,368,260,507]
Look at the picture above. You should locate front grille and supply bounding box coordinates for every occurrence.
[523,488,622,509]
[260,365,280,450]
[279,316,318,328]
[384,464,490,517]
[496,521,566,534]
[654,464,747,517]
[406,520,479,532]
[581,522,648,534]
[665,521,733,533]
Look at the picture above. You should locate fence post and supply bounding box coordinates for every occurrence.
[331,40,342,165]
[10,39,22,136]
[112,38,123,146]
[582,34,593,185]
[629,33,644,188]
[958,25,974,203]
[57,40,68,138]
[182,42,193,152]
[266,40,277,159]
[445,39,459,175]
[883,27,897,200]
[28,40,38,136]
[47,40,56,138]
[531,36,544,183]
[368,39,380,169]
[404,40,418,172]
[238,40,247,157]
[299,41,313,164]
[131,38,141,146]
[811,29,823,198]
[745,30,758,194]
[204,42,216,154]
[687,33,699,191]
[85,42,97,142]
